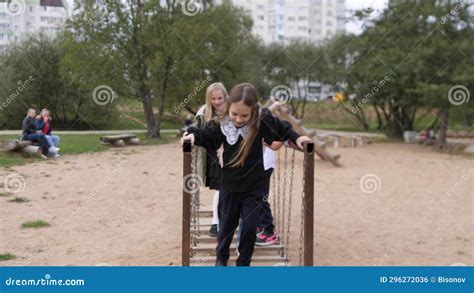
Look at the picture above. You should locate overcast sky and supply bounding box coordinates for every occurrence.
[65,0,390,35]
[345,0,389,34]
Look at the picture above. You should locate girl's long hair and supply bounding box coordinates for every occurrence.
[204,82,228,122]
[226,83,260,168]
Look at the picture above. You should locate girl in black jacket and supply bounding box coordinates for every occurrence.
[181,83,311,266]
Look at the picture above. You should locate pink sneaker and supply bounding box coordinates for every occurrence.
[255,231,278,246]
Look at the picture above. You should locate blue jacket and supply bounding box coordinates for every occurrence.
[36,119,52,135]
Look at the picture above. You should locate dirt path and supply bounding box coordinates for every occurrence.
[0,142,472,266]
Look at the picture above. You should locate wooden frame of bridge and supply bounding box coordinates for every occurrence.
[181,141,315,266]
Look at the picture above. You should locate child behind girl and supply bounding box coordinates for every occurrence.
[194,83,227,237]
[181,83,311,266]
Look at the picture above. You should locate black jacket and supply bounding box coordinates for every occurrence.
[187,108,300,193]
[22,117,38,136]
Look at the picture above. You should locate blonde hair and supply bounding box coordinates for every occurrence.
[204,82,228,122]
[226,83,260,168]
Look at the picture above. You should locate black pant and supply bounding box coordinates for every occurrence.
[217,187,264,266]
[258,168,275,233]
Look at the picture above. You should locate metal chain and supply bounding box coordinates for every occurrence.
[285,149,296,265]
[276,150,281,239]
[298,149,306,266]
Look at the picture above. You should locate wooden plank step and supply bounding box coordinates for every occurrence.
[192,243,284,254]
[195,234,236,244]
[190,255,289,266]
[193,218,218,227]
[197,210,213,218]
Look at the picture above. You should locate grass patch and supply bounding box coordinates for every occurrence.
[8,197,30,203]
[0,192,11,197]
[0,253,16,261]
[0,133,178,167]
[21,220,50,229]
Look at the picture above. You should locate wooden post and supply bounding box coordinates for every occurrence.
[303,142,314,266]
[182,141,192,266]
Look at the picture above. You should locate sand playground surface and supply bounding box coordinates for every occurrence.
[0,141,472,266]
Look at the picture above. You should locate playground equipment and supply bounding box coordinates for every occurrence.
[264,97,342,167]
[182,141,315,266]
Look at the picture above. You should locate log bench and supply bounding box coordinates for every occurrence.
[100,134,141,147]
[0,140,41,156]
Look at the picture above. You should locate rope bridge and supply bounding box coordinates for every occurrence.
[181,141,315,266]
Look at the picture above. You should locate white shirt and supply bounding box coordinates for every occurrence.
[263,146,276,170]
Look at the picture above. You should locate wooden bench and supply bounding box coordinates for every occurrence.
[0,140,42,156]
[100,134,140,147]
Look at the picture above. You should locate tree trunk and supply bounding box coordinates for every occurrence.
[387,104,404,139]
[436,107,449,148]
[373,104,384,130]
[153,57,173,138]
[141,87,158,138]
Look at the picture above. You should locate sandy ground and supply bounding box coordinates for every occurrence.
[0,142,472,266]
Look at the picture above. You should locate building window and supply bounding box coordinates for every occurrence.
[298,16,308,22]
[259,15,264,21]
[326,20,333,26]
[29,6,34,12]
[288,17,295,22]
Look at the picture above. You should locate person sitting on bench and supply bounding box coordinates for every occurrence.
[36,108,60,157]
[22,108,50,159]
